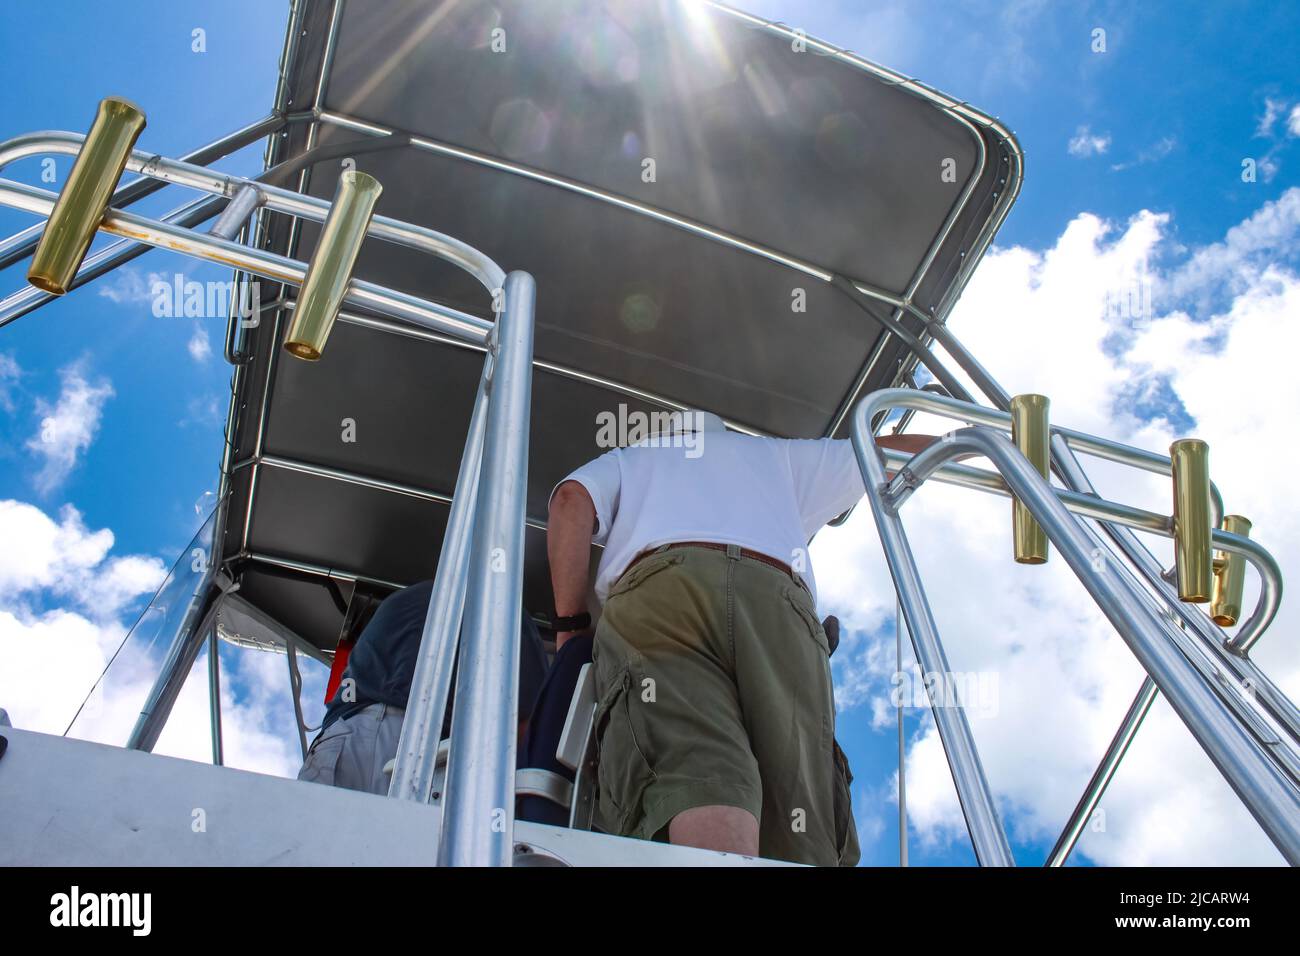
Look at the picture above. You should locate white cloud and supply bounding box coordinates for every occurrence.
[1164,186,1300,307]
[0,351,19,412]
[981,0,1049,91]
[25,361,113,494]
[1256,97,1288,138]
[187,324,212,362]
[96,267,165,306]
[0,497,309,779]
[1245,100,1291,184]
[0,500,157,618]
[178,394,224,429]
[1068,125,1111,158]
[817,189,1300,865]
[1111,135,1176,171]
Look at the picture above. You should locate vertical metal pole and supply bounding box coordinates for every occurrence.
[208,626,224,766]
[388,356,492,803]
[896,601,908,868]
[850,419,1015,867]
[438,271,535,867]
[119,512,220,751]
[127,590,217,752]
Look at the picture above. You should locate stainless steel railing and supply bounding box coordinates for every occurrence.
[0,131,499,342]
[851,387,1300,866]
[0,126,533,867]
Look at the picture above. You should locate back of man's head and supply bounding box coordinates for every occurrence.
[660,408,727,437]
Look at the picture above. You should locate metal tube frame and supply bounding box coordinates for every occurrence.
[7,5,539,865]
[236,550,408,593]
[126,566,220,752]
[438,272,536,867]
[876,387,1298,867]
[387,353,492,804]
[910,322,1300,864]
[0,139,502,336]
[2,117,299,755]
[0,116,534,773]
[851,414,1016,866]
[0,111,286,273]
[851,389,1300,865]
[9,3,1282,866]
[896,600,909,867]
[0,194,226,329]
[869,392,1275,644]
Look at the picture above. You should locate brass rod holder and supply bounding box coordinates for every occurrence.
[1170,439,1213,602]
[27,96,147,295]
[1011,393,1051,564]
[283,169,383,361]
[1211,514,1252,626]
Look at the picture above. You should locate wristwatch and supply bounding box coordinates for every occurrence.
[547,611,591,632]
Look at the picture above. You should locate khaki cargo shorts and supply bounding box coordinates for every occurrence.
[591,544,859,866]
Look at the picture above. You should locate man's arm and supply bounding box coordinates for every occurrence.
[875,432,977,476]
[875,433,937,456]
[547,480,597,650]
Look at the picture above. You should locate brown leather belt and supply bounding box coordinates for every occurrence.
[625,540,797,581]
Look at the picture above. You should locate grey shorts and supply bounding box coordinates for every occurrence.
[297,702,405,796]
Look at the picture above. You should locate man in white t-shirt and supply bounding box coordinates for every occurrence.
[547,409,936,865]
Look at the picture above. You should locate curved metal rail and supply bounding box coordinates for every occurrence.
[851,388,1299,866]
[868,386,1298,867]
[867,390,1274,644]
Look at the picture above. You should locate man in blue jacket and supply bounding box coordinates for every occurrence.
[298,579,547,795]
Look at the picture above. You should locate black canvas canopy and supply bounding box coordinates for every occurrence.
[222,0,1023,651]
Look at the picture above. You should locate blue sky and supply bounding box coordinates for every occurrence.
[743,0,1300,253]
[0,2,321,792]
[0,1,1297,866]
[0,0,283,558]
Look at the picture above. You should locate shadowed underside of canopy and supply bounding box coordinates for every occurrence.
[223,0,1023,650]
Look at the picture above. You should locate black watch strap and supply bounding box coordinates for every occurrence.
[548,611,591,632]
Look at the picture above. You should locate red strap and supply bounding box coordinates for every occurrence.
[324,636,355,704]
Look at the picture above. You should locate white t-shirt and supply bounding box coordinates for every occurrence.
[552,429,867,606]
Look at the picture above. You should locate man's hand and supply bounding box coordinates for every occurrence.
[548,481,597,651]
